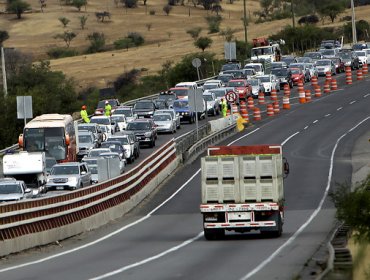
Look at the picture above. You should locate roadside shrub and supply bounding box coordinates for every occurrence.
[47,47,79,59]
[205,15,222,33]
[163,4,172,15]
[149,9,156,15]
[127,32,144,46]
[114,38,134,50]
[298,15,319,25]
[122,0,138,8]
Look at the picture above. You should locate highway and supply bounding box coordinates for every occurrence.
[0,72,369,279]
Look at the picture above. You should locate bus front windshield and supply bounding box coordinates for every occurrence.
[24,127,66,161]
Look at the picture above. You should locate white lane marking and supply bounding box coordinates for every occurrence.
[239,116,370,280]
[364,94,370,98]
[349,101,356,105]
[313,120,318,124]
[337,107,343,111]
[325,114,331,117]
[281,132,299,147]
[89,232,204,280]
[0,128,262,273]
[304,126,309,130]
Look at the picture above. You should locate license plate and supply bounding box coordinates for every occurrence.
[227,212,251,221]
[56,186,64,190]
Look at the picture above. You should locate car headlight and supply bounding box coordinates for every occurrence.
[68,177,78,184]
[47,178,53,183]
[144,132,152,137]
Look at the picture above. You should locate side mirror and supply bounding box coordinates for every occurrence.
[81,171,86,175]
[25,188,32,194]
[283,157,290,178]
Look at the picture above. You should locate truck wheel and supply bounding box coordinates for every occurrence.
[204,228,225,240]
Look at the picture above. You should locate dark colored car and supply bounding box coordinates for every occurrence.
[217,74,235,86]
[172,99,196,124]
[100,141,126,161]
[280,55,297,66]
[158,91,176,107]
[338,52,360,70]
[94,99,120,116]
[330,57,345,73]
[126,119,158,148]
[220,69,245,79]
[220,62,241,72]
[271,68,293,88]
[133,100,157,118]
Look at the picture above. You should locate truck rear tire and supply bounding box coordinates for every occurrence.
[204,228,225,240]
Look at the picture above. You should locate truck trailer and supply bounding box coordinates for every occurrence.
[200,145,289,240]
[3,151,47,193]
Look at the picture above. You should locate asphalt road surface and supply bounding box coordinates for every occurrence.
[0,72,369,280]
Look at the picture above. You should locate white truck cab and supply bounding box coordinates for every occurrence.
[244,63,265,76]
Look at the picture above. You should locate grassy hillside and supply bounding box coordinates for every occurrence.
[1,0,369,89]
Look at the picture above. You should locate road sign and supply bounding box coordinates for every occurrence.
[224,42,236,61]
[225,91,237,102]
[192,58,201,68]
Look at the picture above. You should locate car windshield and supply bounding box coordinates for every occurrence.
[101,143,121,153]
[221,64,239,71]
[46,158,57,171]
[100,153,119,160]
[173,101,188,108]
[290,69,301,74]
[316,60,330,66]
[78,125,96,133]
[111,116,124,122]
[257,76,270,83]
[271,68,288,76]
[217,75,232,83]
[203,84,219,90]
[79,135,92,143]
[304,53,321,59]
[113,108,132,117]
[210,90,226,99]
[247,79,258,86]
[171,89,188,98]
[108,137,129,145]
[203,95,214,101]
[88,149,111,157]
[281,57,295,64]
[0,183,22,194]
[356,51,366,56]
[252,47,273,55]
[245,65,261,72]
[83,158,98,165]
[339,53,351,59]
[228,81,245,87]
[243,69,255,75]
[134,102,153,109]
[153,114,171,121]
[157,110,175,118]
[321,50,335,55]
[99,126,108,132]
[51,165,79,175]
[91,118,110,125]
[127,122,151,130]
[89,165,98,174]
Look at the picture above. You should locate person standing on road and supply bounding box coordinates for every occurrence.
[81,105,90,123]
[221,98,227,117]
[104,101,112,116]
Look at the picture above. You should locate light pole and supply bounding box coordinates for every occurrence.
[243,0,248,52]
[1,47,8,97]
[291,0,295,28]
[351,0,357,44]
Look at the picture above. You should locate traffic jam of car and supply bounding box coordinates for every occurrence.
[1,38,369,202]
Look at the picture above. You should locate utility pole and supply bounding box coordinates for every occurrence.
[291,0,295,28]
[351,0,357,44]
[1,47,8,97]
[243,0,248,53]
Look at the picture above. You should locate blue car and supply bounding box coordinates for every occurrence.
[172,99,196,124]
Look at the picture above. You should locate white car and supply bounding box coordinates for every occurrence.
[111,114,127,132]
[355,50,368,66]
[364,49,370,65]
[90,116,115,135]
[244,63,265,76]
[202,80,223,91]
[98,125,112,139]
[247,78,265,98]
[152,113,176,134]
[202,91,220,116]
[112,106,137,123]
[155,109,181,129]
[305,63,318,78]
[255,75,278,94]
[100,152,126,174]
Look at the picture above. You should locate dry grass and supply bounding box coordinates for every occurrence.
[1,0,370,89]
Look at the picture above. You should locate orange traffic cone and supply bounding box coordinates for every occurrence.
[247,96,254,110]
[345,66,352,85]
[357,69,363,81]
[323,81,331,94]
[314,86,322,98]
[258,91,265,105]
[311,76,318,88]
[305,90,311,103]
[253,107,261,121]
[325,71,332,83]
[270,89,278,101]
[282,95,290,109]
[273,101,280,114]
[283,84,290,97]
[363,63,368,75]
[331,79,338,91]
[299,87,306,104]
[267,104,274,117]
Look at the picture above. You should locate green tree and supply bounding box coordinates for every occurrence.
[72,0,87,12]
[260,0,273,16]
[54,31,77,48]
[331,175,370,242]
[59,17,70,28]
[219,27,236,42]
[194,36,213,52]
[205,15,222,34]
[317,0,346,23]
[6,0,31,19]
[163,4,172,16]
[86,32,106,53]
[78,15,88,30]
[186,27,202,40]
[0,30,9,46]
[0,61,77,148]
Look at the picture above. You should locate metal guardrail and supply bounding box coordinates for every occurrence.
[0,144,19,156]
